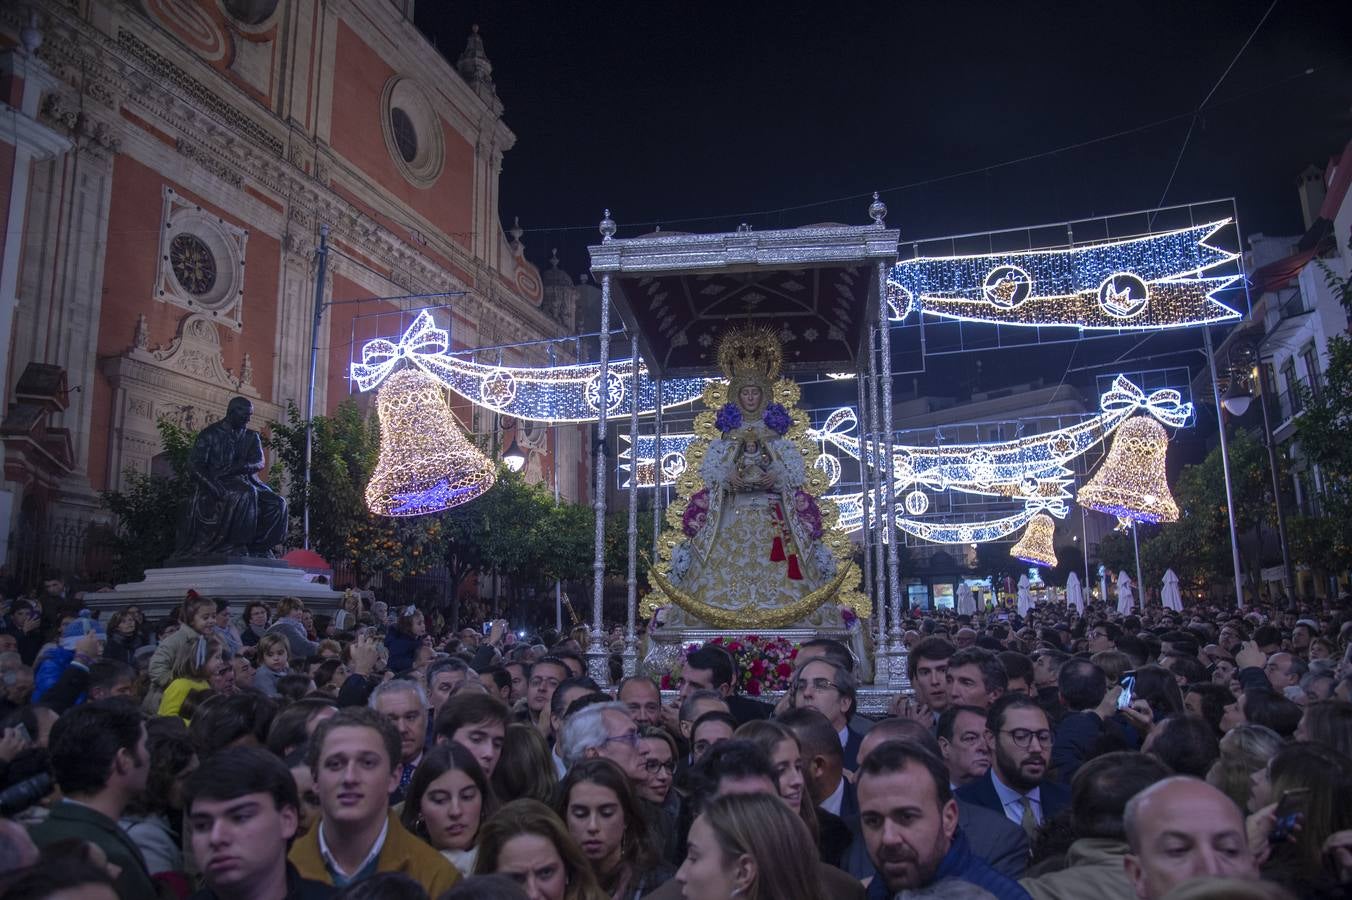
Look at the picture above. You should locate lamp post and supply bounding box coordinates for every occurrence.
[1203,327,1246,608]
[1220,353,1295,604]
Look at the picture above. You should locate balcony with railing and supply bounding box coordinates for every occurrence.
[1267,377,1311,434]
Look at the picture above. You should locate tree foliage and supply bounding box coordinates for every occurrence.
[100,419,198,583]
[267,400,445,582]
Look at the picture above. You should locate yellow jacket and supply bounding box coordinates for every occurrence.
[289,810,460,896]
[158,677,209,719]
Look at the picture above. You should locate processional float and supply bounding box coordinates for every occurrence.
[349,198,1241,696]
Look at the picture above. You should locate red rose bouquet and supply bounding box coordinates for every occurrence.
[661,634,800,696]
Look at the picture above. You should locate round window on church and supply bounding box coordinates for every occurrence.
[390,108,419,163]
[169,233,217,296]
[379,77,444,188]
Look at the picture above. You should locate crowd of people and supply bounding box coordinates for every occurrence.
[0,582,1350,900]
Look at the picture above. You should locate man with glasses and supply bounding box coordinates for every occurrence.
[791,657,863,771]
[1087,622,1120,654]
[557,701,649,786]
[956,695,1068,839]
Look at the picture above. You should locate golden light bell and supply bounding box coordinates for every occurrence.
[366,369,496,517]
[1077,415,1179,524]
[1010,513,1058,568]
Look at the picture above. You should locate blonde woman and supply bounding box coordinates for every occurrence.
[1206,723,1283,812]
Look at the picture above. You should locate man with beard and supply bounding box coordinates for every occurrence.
[858,741,1030,899]
[957,695,1068,839]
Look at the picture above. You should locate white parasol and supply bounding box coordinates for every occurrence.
[956,582,976,615]
[1017,574,1033,616]
[1162,568,1184,612]
[1066,571,1085,615]
[1117,570,1135,615]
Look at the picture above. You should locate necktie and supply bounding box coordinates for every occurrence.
[400,763,416,791]
[1019,795,1038,838]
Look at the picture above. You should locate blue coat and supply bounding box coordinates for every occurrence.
[32,647,73,704]
[843,798,1028,881]
[865,828,1032,900]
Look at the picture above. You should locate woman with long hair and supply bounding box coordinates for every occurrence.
[556,759,672,898]
[676,792,824,900]
[475,799,607,900]
[1260,742,1352,895]
[1131,664,1184,719]
[733,719,817,848]
[493,722,558,804]
[1206,723,1283,812]
[401,743,497,877]
[1295,699,1352,758]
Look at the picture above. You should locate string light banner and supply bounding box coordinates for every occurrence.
[350,311,709,421]
[887,220,1240,330]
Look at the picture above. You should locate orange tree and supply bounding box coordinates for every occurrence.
[267,400,443,584]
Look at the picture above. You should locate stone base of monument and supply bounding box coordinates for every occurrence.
[85,562,344,619]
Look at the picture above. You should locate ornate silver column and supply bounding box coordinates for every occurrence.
[876,255,910,693]
[856,370,880,683]
[624,336,640,677]
[589,211,617,685]
[652,378,664,559]
[865,322,894,686]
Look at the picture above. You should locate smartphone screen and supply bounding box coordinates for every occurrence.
[1270,788,1311,842]
[1117,672,1136,710]
[483,621,494,635]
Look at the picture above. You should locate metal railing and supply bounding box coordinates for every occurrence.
[4,519,118,595]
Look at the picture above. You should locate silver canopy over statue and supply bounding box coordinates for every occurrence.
[173,397,288,560]
[645,326,865,629]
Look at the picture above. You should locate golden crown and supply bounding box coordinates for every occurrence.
[715,325,783,381]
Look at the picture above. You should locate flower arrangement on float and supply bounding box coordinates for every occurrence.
[661,635,799,696]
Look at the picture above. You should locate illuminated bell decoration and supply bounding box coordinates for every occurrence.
[1010,513,1058,568]
[366,369,496,517]
[1077,415,1179,524]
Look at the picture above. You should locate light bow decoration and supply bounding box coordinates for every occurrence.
[1010,513,1058,568]
[365,369,497,517]
[622,374,1191,545]
[351,311,708,423]
[886,221,1241,330]
[1077,415,1180,524]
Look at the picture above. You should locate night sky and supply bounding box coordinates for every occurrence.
[414,1,1351,438]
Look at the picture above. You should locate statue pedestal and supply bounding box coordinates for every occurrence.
[86,562,344,619]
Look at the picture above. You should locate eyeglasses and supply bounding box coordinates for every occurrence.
[644,758,676,774]
[603,731,642,750]
[1000,729,1052,748]
[794,677,840,694]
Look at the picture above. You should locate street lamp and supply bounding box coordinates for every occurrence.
[502,437,526,472]
[1221,380,1252,417]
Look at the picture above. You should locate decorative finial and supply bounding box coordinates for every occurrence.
[549,248,560,268]
[868,191,887,226]
[508,215,523,245]
[599,209,617,241]
[20,11,41,54]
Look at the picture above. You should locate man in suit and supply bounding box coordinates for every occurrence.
[27,700,158,899]
[665,645,770,730]
[789,657,864,771]
[780,707,856,866]
[841,718,1029,881]
[958,695,1069,839]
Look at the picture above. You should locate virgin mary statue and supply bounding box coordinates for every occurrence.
[646,326,864,630]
